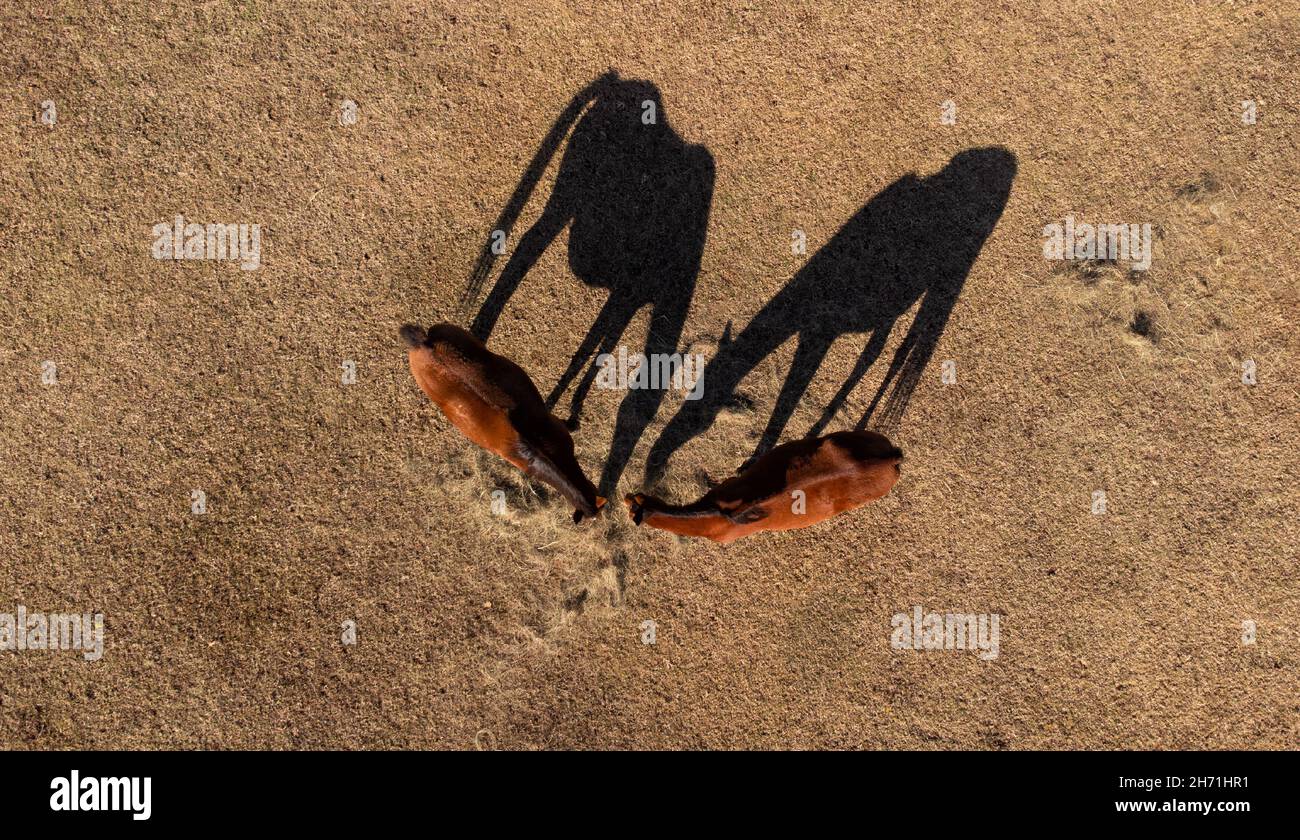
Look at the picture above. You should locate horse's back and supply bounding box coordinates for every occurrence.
[714,431,901,537]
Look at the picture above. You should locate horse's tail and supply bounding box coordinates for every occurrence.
[398,324,428,348]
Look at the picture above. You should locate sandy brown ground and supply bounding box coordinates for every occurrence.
[2,0,1297,749]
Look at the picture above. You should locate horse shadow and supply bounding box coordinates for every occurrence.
[462,71,715,496]
[644,147,1018,484]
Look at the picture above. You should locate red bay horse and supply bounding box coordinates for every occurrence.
[401,323,606,522]
[624,430,901,543]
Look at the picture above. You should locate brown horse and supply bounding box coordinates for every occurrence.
[624,431,901,543]
[400,323,606,522]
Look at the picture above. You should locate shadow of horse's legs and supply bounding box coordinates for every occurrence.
[807,326,892,438]
[748,333,833,462]
[470,207,569,341]
[597,291,692,495]
[560,325,624,425]
[852,327,925,431]
[545,293,639,422]
[855,332,918,431]
[643,320,790,485]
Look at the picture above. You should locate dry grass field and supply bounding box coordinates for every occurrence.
[2,0,1297,749]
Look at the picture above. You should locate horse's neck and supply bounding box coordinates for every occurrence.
[643,503,731,540]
